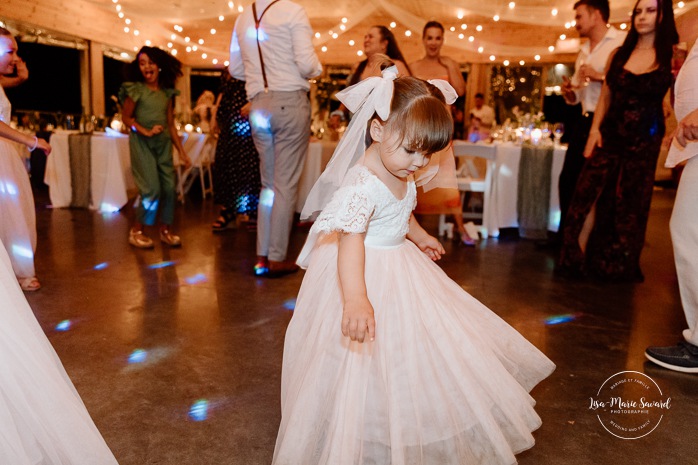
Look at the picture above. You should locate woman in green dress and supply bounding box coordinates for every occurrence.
[120,46,190,248]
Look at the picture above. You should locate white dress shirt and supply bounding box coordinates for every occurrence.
[470,104,495,127]
[228,0,322,100]
[569,27,626,114]
[666,42,698,168]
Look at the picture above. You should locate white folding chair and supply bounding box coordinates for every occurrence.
[450,142,497,238]
[175,134,216,204]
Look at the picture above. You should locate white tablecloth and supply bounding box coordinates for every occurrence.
[44,131,135,212]
[452,140,567,238]
[45,131,214,212]
[296,140,338,212]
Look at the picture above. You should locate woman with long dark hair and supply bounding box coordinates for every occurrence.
[557,0,678,282]
[347,26,411,86]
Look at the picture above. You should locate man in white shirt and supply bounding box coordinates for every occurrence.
[646,42,698,373]
[556,0,625,242]
[467,93,495,142]
[229,0,322,277]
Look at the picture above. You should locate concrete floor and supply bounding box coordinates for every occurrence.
[24,186,697,465]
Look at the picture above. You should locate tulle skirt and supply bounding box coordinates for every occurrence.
[273,234,555,465]
[0,139,37,279]
[0,241,118,464]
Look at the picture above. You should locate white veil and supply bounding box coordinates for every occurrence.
[300,66,457,221]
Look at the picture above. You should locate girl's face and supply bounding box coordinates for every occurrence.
[422,27,444,58]
[364,27,388,57]
[0,35,19,75]
[633,0,658,36]
[138,52,159,85]
[374,121,430,179]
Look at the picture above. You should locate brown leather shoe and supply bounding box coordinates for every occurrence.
[267,260,299,278]
[254,256,269,276]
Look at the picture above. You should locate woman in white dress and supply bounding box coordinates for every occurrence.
[0,27,50,291]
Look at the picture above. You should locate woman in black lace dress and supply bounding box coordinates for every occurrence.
[557,0,678,282]
[211,72,260,230]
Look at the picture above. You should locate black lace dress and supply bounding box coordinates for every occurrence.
[557,54,673,282]
[213,74,260,216]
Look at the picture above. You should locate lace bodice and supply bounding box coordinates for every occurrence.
[0,85,10,123]
[311,164,416,243]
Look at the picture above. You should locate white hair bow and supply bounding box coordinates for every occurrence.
[300,67,459,221]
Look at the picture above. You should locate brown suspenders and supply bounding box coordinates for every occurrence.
[251,0,281,93]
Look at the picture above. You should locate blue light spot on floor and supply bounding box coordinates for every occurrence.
[283,299,296,310]
[189,399,209,421]
[184,273,207,285]
[545,314,576,325]
[94,262,109,270]
[148,261,176,269]
[128,349,148,364]
[55,320,71,331]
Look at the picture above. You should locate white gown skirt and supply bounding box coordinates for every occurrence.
[0,139,37,279]
[273,234,555,465]
[0,241,118,464]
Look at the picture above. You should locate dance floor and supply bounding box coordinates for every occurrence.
[25,185,696,464]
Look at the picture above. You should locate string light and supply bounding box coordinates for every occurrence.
[509,2,515,9]
[548,45,555,52]
[493,15,500,21]
[478,46,484,53]
[551,8,558,16]
[390,22,396,28]
[476,25,483,32]
[503,60,510,66]
[315,32,321,38]
[341,17,348,23]
[405,30,412,37]
[218,15,224,21]
[489,55,496,61]
[458,33,464,39]
[210,29,216,34]
[519,60,525,65]
[348,40,355,46]
[461,24,467,30]
[468,36,474,42]
[198,38,204,44]
[321,46,328,52]
[534,55,541,61]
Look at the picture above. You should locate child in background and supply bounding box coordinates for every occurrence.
[120,46,190,249]
[273,65,555,464]
[0,27,49,291]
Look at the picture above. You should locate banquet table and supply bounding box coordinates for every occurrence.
[452,140,567,238]
[295,139,338,212]
[45,131,214,212]
[45,130,135,212]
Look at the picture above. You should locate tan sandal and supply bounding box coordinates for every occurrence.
[18,276,41,292]
[129,229,154,249]
[160,229,182,247]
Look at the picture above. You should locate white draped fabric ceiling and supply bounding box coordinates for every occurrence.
[1,0,697,67]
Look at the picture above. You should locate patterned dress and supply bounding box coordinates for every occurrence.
[557,53,673,282]
[213,74,260,216]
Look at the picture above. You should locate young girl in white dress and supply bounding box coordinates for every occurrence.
[0,27,49,291]
[272,64,555,464]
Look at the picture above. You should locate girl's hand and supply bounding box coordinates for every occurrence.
[584,130,602,158]
[342,297,376,343]
[150,124,165,136]
[416,235,445,261]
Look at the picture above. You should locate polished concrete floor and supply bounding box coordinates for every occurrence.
[24,185,697,465]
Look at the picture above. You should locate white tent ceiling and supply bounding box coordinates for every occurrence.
[2,0,697,68]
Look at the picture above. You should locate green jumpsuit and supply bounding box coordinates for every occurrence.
[119,82,178,225]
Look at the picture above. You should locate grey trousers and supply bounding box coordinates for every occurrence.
[249,90,310,262]
[671,155,698,346]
